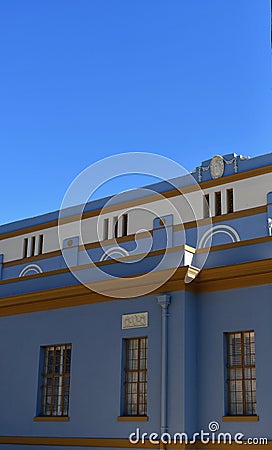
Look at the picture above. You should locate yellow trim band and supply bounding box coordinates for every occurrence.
[117,416,149,422]
[222,415,259,422]
[0,435,270,448]
[33,416,70,422]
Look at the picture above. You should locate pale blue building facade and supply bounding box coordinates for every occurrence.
[0,152,271,449]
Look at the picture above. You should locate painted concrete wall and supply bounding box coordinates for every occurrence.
[197,284,272,439]
[0,152,271,449]
[1,283,271,446]
[0,291,188,441]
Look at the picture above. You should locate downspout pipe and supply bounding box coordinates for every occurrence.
[157,295,171,438]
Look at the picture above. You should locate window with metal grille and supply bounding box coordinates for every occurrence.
[124,337,148,416]
[226,331,256,416]
[39,344,72,417]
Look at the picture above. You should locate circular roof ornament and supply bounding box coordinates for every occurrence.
[210,155,224,179]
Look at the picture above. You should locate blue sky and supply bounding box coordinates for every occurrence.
[0,0,271,224]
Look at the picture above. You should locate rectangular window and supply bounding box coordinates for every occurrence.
[113,216,118,238]
[23,234,44,258]
[124,337,148,416]
[30,236,36,257]
[227,188,234,214]
[109,214,129,240]
[215,191,222,216]
[23,238,28,258]
[226,331,256,416]
[203,194,210,218]
[38,235,44,255]
[103,218,109,240]
[39,344,72,417]
[121,213,128,237]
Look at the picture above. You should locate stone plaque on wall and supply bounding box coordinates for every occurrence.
[122,312,148,329]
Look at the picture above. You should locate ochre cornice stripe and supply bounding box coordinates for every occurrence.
[0,260,272,316]
[0,164,270,241]
[0,267,188,317]
[0,436,158,448]
[196,235,272,254]
[0,221,57,241]
[198,258,272,282]
[192,258,272,293]
[0,436,270,448]
[197,162,272,189]
[182,205,266,230]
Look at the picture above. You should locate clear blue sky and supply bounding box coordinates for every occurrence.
[0,0,271,224]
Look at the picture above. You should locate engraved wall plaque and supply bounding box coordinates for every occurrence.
[122,312,148,329]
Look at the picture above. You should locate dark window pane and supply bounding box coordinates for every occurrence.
[40,344,72,417]
[226,331,256,416]
[124,337,148,416]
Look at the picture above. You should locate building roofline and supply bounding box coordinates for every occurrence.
[0,151,271,237]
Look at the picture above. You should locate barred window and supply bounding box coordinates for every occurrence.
[124,337,148,416]
[40,344,72,417]
[226,331,256,416]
